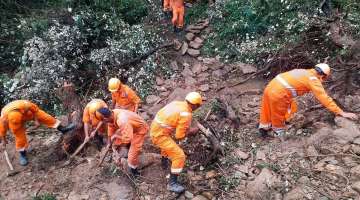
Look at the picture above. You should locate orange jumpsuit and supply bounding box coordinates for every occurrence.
[259,69,343,132]
[83,99,108,135]
[163,0,172,12]
[0,100,60,151]
[108,109,148,168]
[150,101,192,174]
[111,85,141,112]
[172,0,185,29]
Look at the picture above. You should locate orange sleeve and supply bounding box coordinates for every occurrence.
[127,87,141,105]
[111,92,117,104]
[108,124,117,138]
[28,102,40,114]
[309,77,343,114]
[175,111,192,139]
[82,107,90,123]
[116,118,133,143]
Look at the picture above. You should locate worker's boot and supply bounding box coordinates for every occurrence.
[19,150,28,166]
[129,167,140,177]
[167,173,185,193]
[57,123,76,134]
[258,128,270,138]
[161,156,169,170]
[173,26,178,33]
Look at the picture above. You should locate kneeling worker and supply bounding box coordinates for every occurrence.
[258,63,358,137]
[97,108,148,177]
[150,92,202,193]
[0,100,75,165]
[83,99,108,146]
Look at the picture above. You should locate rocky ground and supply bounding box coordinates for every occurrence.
[1,18,360,200]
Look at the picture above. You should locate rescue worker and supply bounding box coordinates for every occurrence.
[0,100,75,165]
[171,0,185,33]
[163,0,172,18]
[82,99,108,146]
[108,78,141,112]
[150,92,202,193]
[97,107,148,177]
[258,63,358,138]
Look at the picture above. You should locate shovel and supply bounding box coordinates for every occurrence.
[4,150,19,176]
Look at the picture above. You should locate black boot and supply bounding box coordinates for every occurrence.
[57,123,76,134]
[161,156,169,170]
[129,167,140,177]
[258,128,270,138]
[173,26,177,33]
[19,150,28,166]
[167,173,185,193]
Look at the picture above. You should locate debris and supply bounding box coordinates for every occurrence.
[156,77,164,86]
[182,66,194,77]
[185,191,194,199]
[246,168,281,199]
[174,39,183,50]
[187,48,201,57]
[235,62,257,74]
[202,58,217,65]
[146,95,161,104]
[170,61,179,71]
[189,41,202,49]
[352,181,360,194]
[194,37,204,44]
[185,33,195,41]
[201,192,214,200]
[199,84,210,92]
[181,42,189,55]
[185,76,197,86]
[205,170,217,179]
[192,63,202,74]
[256,150,266,161]
[192,195,208,200]
[233,149,249,160]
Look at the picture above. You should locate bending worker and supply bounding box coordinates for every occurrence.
[150,92,202,193]
[82,99,108,146]
[0,100,75,165]
[258,63,358,137]
[108,78,141,112]
[97,108,148,177]
[172,0,185,33]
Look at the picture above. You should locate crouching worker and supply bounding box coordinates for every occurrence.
[0,100,75,166]
[150,92,202,193]
[97,108,148,177]
[83,99,108,147]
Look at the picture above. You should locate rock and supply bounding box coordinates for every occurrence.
[192,63,202,74]
[246,168,281,199]
[234,164,249,174]
[194,37,204,44]
[197,72,210,82]
[185,191,194,199]
[189,41,202,49]
[350,165,360,179]
[167,87,193,102]
[192,195,208,200]
[202,58,217,65]
[234,171,247,179]
[174,39,183,50]
[352,181,360,194]
[235,62,257,74]
[183,62,191,68]
[185,76,197,86]
[160,91,170,97]
[256,150,266,161]
[199,84,210,92]
[205,170,217,179]
[186,25,205,31]
[351,144,360,155]
[201,192,213,200]
[343,156,358,167]
[233,149,249,160]
[325,164,346,176]
[188,29,201,34]
[68,192,90,200]
[182,66,194,77]
[190,175,203,181]
[201,64,208,72]
[156,77,164,86]
[298,176,311,185]
[187,48,201,57]
[353,137,360,145]
[146,95,161,104]
[212,69,224,79]
[170,61,179,71]
[333,117,360,143]
[181,42,189,55]
[185,33,195,41]
[283,187,306,200]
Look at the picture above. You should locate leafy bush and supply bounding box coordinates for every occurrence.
[117,0,148,25]
[32,193,56,200]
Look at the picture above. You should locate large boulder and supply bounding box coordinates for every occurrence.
[246,168,281,199]
[333,117,360,144]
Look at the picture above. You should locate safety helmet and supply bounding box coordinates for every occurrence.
[185,92,203,105]
[315,63,330,76]
[108,78,121,92]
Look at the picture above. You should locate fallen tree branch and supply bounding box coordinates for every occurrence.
[196,121,224,165]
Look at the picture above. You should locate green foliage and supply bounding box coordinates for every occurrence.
[219,174,241,191]
[256,163,281,173]
[117,0,148,25]
[185,0,209,23]
[32,193,56,200]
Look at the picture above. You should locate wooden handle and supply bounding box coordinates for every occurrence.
[70,139,89,159]
[4,151,14,171]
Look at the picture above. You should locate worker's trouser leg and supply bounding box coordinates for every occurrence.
[285,100,298,123]
[35,110,60,128]
[172,6,185,29]
[259,89,272,130]
[152,136,185,174]
[8,112,28,151]
[127,126,148,168]
[163,0,172,12]
[269,95,291,134]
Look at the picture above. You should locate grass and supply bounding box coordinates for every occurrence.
[32,193,56,200]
